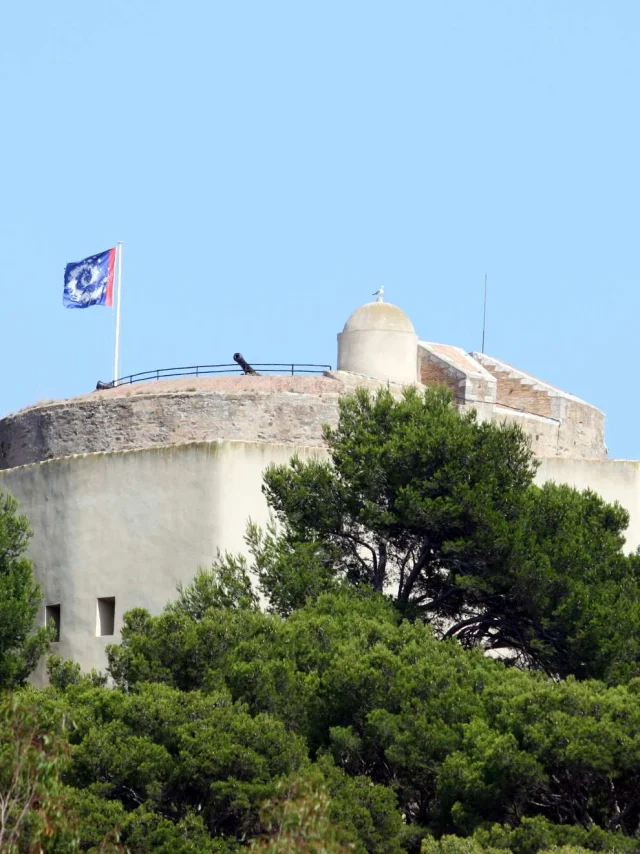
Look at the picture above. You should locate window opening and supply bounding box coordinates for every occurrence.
[96,597,115,636]
[46,604,60,642]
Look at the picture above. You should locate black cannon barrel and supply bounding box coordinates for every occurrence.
[233,353,259,375]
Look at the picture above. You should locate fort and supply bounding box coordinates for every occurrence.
[1,296,639,680]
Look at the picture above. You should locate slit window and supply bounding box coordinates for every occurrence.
[46,604,60,642]
[96,597,115,636]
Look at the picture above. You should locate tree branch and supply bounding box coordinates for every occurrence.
[399,540,432,603]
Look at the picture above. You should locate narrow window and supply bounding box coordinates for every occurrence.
[96,597,115,637]
[46,604,60,642]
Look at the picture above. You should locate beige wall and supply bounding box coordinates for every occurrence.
[3,435,640,684]
[338,329,419,385]
[0,441,322,681]
[536,457,640,552]
[494,408,561,458]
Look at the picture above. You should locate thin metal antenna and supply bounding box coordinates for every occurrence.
[481,273,488,353]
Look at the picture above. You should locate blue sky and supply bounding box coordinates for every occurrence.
[2,1,639,458]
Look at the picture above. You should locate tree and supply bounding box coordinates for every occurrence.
[249,775,357,853]
[0,492,50,688]
[422,814,640,853]
[255,386,640,681]
[35,658,404,852]
[0,692,76,852]
[101,587,640,845]
[171,558,259,620]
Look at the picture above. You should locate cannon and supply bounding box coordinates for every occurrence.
[233,353,260,375]
[95,380,115,390]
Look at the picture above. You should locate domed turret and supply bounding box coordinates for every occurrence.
[337,298,418,385]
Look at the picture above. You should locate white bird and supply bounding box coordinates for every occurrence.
[372,286,384,303]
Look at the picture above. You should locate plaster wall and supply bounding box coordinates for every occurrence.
[338,329,419,385]
[493,408,561,458]
[0,441,323,680]
[556,399,607,459]
[536,457,640,552]
[3,438,640,683]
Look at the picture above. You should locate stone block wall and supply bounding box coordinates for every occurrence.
[491,407,561,458]
[0,377,342,470]
[0,349,608,471]
[418,347,463,400]
[473,353,606,459]
[489,374,553,418]
[418,343,497,421]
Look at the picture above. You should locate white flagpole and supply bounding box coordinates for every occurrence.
[113,241,123,385]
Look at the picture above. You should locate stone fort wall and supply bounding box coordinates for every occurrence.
[0,364,607,470]
[0,377,342,470]
[0,441,324,680]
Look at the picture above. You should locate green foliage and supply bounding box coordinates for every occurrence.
[59,682,308,839]
[0,692,77,852]
[246,518,340,617]
[472,814,639,852]
[0,492,51,687]
[27,638,404,850]
[249,774,356,852]
[8,385,640,850]
[422,836,503,854]
[504,483,640,682]
[99,589,640,845]
[421,814,639,853]
[171,556,259,619]
[56,787,231,852]
[262,385,535,600]
[113,809,228,853]
[4,584,640,849]
[254,387,640,682]
[47,654,107,690]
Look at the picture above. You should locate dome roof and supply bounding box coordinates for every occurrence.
[342,301,415,334]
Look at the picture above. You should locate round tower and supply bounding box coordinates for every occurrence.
[337,299,419,385]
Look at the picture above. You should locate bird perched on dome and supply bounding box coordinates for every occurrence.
[372,286,384,303]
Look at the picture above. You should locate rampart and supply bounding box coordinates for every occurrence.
[0,441,325,678]
[0,376,342,470]
[0,357,607,471]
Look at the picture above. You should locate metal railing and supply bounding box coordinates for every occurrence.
[97,360,333,390]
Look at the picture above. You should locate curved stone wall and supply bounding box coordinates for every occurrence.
[0,440,325,680]
[0,376,343,470]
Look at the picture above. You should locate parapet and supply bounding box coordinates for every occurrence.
[0,337,607,470]
[0,376,343,470]
[0,373,409,471]
[416,343,606,459]
[418,343,496,421]
[472,352,606,458]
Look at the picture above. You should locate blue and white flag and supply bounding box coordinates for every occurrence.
[63,248,115,309]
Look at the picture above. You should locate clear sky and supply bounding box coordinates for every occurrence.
[2,1,639,458]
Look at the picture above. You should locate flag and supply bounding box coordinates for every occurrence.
[63,248,116,309]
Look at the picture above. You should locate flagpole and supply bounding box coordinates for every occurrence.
[113,241,123,385]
